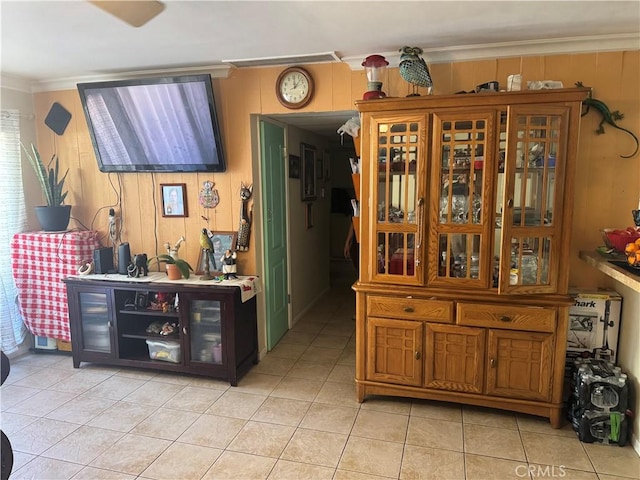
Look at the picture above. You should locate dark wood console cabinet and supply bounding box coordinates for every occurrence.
[64,275,258,385]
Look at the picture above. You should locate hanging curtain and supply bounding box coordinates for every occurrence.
[0,110,28,353]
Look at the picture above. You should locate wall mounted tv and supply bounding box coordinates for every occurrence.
[77,74,226,172]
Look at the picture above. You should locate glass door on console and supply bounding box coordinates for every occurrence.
[429,112,495,288]
[498,106,569,294]
[188,299,223,365]
[370,115,427,285]
[78,290,113,354]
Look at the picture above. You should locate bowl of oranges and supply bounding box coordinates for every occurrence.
[624,236,640,267]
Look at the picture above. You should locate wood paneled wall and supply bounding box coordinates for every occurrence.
[31,51,639,287]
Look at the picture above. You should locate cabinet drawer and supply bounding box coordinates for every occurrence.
[457,303,556,333]
[367,296,453,323]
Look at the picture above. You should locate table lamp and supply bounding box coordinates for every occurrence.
[362,55,389,100]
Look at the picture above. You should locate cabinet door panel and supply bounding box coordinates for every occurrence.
[366,317,423,386]
[188,299,223,365]
[425,324,485,393]
[78,290,113,354]
[367,115,428,286]
[428,112,495,288]
[499,106,569,294]
[486,330,554,401]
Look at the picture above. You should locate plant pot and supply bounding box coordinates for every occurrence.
[166,264,182,280]
[35,205,71,232]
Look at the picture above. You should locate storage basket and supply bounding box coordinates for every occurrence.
[146,339,181,363]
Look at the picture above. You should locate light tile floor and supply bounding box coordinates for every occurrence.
[2,269,639,480]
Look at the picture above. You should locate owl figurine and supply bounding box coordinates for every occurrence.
[399,46,433,96]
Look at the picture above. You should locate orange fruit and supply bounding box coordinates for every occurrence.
[635,251,640,263]
[635,238,640,247]
[628,255,636,265]
[624,242,638,255]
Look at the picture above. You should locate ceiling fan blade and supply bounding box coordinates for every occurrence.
[89,1,165,28]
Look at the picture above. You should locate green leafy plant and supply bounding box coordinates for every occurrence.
[21,144,69,206]
[148,254,194,279]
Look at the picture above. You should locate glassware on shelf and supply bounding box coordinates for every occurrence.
[521,251,539,284]
[471,194,482,224]
[470,254,479,279]
[451,195,468,223]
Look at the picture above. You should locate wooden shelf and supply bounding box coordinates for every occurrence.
[351,173,360,199]
[352,217,360,243]
[121,332,180,341]
[579,250,640,293]
[351,173,361,243]
[119,309,179,318]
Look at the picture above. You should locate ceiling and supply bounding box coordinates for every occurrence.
[2,0,639,141]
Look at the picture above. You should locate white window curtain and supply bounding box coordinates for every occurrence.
[0,110,28,353]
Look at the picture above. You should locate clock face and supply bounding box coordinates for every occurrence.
[276,67,314,109]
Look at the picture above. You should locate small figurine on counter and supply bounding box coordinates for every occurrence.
[220,249,238,280]
[164,236,185,260]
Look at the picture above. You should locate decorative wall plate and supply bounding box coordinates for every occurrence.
[199,181,219,209]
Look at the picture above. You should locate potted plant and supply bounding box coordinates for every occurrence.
[148,254,194,280]
[22,144,71,231]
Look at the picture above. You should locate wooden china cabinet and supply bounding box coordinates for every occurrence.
[353,88,589,427]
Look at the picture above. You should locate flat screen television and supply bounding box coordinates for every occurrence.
[77,74,226,172]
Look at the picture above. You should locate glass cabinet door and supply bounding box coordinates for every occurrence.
[498,105,569,294]
[370,115,427,285]
[79,291,112,354]
[429,112,495,287]
[189,299,223,365]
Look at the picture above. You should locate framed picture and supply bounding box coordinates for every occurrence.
[196,231,238,275]
[305,202,313,229]
[316,154,323,180]
[301,143,316,201]
[323,149,331,181]
[288,154,300,179]
[161,183,188,217]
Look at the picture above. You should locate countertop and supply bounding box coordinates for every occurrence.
[579,250,640,293]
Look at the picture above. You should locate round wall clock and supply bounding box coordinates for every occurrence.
[276,66,314,109]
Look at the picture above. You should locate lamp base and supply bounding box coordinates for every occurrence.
[363,90,387,100]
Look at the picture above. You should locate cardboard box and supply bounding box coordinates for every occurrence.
[567,288,622,365]
[57,340,72,352]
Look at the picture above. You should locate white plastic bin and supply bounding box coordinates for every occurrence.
[146,339,181,363]
[34,336,57,350]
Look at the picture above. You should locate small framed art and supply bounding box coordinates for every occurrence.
[161,183,188,217]
[289,154,300,179]
[301,143,316,201]
[196,231,238,274]
[305,203,313,229]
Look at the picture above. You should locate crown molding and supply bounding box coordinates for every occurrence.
[27,64,231,93]
[341,33,640,70]
[0,73,34,93]
[10,33,640,92]
[223,51,340,68]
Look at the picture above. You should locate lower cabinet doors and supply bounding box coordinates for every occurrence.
[424,324,485,393]
[366,316,555,402]
[486,329,554,401]
[366,317,423,386]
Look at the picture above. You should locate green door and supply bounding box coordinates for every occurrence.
[260,120,289,349]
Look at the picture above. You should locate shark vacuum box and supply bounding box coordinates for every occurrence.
[566,288,622,367]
